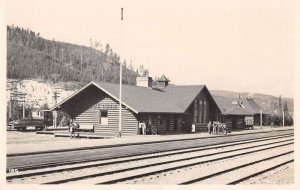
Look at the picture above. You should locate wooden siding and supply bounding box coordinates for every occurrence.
[138,114,184,134]
[75,108,99,125]
[107,107,138,136]
[186,87,215,128]
[68,85,138,137]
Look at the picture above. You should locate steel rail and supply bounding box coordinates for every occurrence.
[7,132,294,172]
[42,141,293,184]
[7,136,293,181]
[7,129,294,157]
[227,159,294,185]
[180,152,293,184]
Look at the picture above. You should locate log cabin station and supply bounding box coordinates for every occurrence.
[51,75,268,137]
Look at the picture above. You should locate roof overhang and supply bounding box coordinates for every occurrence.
[50,81,139,114]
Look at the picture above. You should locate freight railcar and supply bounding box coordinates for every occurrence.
[12,110,53,131]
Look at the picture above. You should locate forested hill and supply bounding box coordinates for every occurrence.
[7,25,149,84]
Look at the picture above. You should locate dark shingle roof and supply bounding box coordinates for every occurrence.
[95,82,205,113]
[246,98,271,114]
[226,107,253,115]
[157,75,169,82]
[95,82,183,113]
[212,96,236,114]
[52,81,206,114]
[213,95,270,116]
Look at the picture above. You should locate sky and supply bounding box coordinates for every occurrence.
[4,0,296,98]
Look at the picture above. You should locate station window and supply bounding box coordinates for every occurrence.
[203,100,207,123]
[194,99,198,123]
[99,110,108,125]
[199,100,203,123]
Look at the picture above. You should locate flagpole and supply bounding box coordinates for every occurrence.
[118,8,124,138]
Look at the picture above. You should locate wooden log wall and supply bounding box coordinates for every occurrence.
[138,114,183,134]
[107,107,138,136]
[68,85,138,137]
[75,108,99,125]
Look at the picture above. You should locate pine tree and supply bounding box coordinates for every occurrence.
[283,101,289,116]
[278,95,282,111]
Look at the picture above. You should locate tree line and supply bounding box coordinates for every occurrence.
[7,25,150,85]
[268,95,293,126]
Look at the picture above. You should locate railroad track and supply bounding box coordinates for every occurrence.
[7,133,294,184]
[7,129,293,172]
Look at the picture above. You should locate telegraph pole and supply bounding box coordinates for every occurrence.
[282,111,285,127]
[51,74,60,105]
[118,7,124,138]
[51,74,60,128]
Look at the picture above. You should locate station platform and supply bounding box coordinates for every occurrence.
[7,126,293,156]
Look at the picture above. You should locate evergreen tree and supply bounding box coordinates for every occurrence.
[283,101,289,116]
[278,95,282,111]
[7,25,149,85]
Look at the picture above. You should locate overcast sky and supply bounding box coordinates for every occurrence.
[5,0,295,98]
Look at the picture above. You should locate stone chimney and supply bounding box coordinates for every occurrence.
[157,75,169,88]
[136,77,153,88]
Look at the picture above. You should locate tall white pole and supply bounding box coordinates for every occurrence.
[282,111,284,127]
[23,101,25,118]
[118,8,124,137]
[9,99,12,119]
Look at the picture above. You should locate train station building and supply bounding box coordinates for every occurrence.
[51,76,269,137]
[51,76,222,137]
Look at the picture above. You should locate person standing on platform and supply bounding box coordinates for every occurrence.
[271,121,274,131]
[217,121,220,134]
[212,121,217,134]
[70,119,75,139]
[141,121,146,135]
[207,121,212,134]
[138,121,143,135]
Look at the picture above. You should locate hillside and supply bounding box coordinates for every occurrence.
[7,25,149,84]
[210,90,294,115]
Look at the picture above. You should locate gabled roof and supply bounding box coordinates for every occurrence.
[246,98,271,114]
[212,96,236,115]
[213,96,254,116]
[157,75,169,82]
[212,95,270,116]
[51,81,207,114]
[226,107,253,116]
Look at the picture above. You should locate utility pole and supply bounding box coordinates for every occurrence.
[282,111,285,127]
[118,7,124,138]
[51,74,60,128]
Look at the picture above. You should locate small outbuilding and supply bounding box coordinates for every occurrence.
[212,95,270,130]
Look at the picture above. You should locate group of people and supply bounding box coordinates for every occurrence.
[207,121,226,135]
[138,121,158,135]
